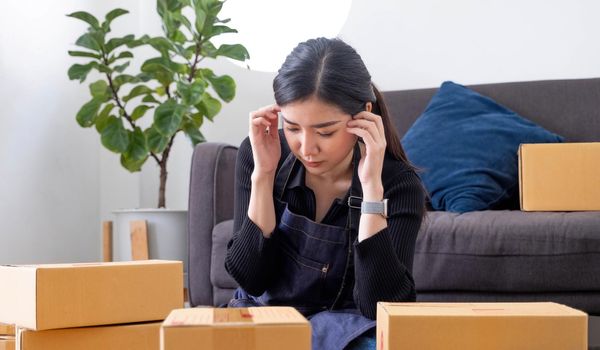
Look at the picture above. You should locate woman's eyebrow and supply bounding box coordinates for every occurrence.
[281,115,341,128]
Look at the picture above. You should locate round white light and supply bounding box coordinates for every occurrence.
[213,0,353,72]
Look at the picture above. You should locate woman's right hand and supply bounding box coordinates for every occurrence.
[249,104,282,176]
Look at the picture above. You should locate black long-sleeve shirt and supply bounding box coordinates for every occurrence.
[224,131,425,319]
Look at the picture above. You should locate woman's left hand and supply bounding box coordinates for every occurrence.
[346,111,386,199]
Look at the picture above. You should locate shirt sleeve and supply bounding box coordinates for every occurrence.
[352,169,425,319]
[224,136,278,296]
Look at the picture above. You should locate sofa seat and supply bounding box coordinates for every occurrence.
[414,210,600,293]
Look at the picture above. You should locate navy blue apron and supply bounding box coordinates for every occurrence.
[228,142,376,350]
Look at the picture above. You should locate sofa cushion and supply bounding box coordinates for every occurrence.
[413,210,600,292]
[211,220,238,289]
[401,81,564,213]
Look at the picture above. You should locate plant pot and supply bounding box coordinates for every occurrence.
[112,209,188,283]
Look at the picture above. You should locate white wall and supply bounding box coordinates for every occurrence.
[2,0,600,263]
[0,0,141,264]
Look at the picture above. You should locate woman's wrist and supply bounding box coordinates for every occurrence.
[361,182,384,201]
[251,170,276,184]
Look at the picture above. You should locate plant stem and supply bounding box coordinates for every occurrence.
[157,135,176,208]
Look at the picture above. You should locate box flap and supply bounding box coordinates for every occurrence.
[163,307,308,328]
[379,302,587,317]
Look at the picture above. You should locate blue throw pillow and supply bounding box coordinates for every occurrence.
[401,81,564,213]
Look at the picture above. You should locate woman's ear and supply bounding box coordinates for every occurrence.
[365,102,372,113]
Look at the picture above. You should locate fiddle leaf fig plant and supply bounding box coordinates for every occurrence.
[67,0,249,208]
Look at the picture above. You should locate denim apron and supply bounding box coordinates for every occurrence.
[228,142,376,350]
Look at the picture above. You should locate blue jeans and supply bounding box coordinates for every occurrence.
[344,328,376,350]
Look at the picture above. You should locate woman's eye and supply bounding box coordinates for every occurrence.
[318,132,334,137]
[286,127,300,133]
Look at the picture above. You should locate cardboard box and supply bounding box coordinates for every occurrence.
[0,336,15,350]
[377,302,587,350]
[0,324,14,336]
[519,142,600,211]
[0,260,183,330]
[16,322,160,350]
[161,307,311,350]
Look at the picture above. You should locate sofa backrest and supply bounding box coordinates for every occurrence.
[384,78,600,142]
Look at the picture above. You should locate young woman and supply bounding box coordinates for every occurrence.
[224,37,425,350]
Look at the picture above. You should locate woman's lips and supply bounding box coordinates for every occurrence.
[305,160,323,168]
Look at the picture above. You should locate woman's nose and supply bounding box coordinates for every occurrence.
[300,134,318,158]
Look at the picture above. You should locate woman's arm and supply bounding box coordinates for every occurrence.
[352,170,425,319]
[224,137,279,296]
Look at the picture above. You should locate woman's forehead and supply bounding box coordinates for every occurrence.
[280,98,349,126]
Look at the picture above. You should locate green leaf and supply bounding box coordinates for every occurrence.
[141,57,186,86]
[157,0,184,17]
[75,32,102,52]
[171,12,192,31]
[120,153,147,172]
[216,44,249,61]
[68,50,102,59]
[105,34,135,53]
[146,37,175,56]
[127,128,148,161]
[207,74,235,102]
[190,112,203,128]
[113,74,140,89]
[198,68,216,80]
[145,126,169,153]
[101,116,129,153]
[196,93,221,121]
[123,85,154,102]
[183,122,205,146]
[67,11,100,29]
[204,25,237,39]
[114,61,130,73]
[131,105,153,121]
[108,51,133,64]
[194,6,207,33]
[172,30,187,44]
[76,98,102,127]
[200,41,217,58]
[177,80,205,106]
[68,63,94,82]
[142,94,161,104]
[91,62,112,74]
[154,99,185,137]
[95,103,115,132]
[207,1,223,17]
[103,8,129,31]
[89,80,110,101]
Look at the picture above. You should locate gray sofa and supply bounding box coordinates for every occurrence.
[187,78,600,316]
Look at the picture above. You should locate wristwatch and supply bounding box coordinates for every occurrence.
[361,199,388,218]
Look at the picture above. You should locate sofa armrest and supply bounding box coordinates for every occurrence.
[187,142,238,306]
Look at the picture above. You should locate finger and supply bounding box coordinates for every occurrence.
[353,112,385,140]
[347,118,382,142]
[346,126,377,150]
[251,116,272,131]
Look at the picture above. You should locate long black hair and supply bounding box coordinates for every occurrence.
[273,37,413,169]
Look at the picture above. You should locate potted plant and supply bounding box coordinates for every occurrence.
[67,0,248,266]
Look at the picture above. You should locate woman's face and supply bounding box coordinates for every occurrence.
[280,97,358,177]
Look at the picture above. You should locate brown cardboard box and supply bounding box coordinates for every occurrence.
[161,307,311,350]
[16,322,160,350]
[519,142,600,211]
[377,302,587,350]
[0,324,14,336]
[0,260,183,330]
[0,336,15,350]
